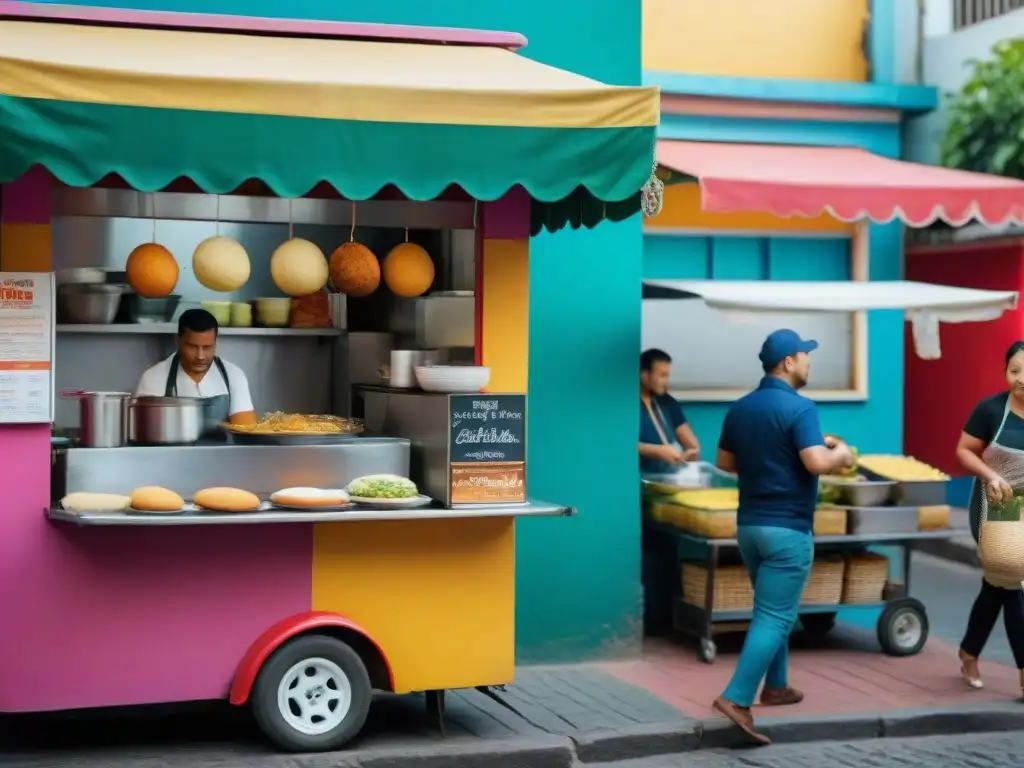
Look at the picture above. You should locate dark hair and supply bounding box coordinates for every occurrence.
[641,348,672,372]
[178,308,219,337]
[1006,341,1024,369]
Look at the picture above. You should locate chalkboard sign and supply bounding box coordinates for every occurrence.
[448,394,527,504]
[448,394,526,463]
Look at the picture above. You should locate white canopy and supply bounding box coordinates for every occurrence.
[641,280,1020,359]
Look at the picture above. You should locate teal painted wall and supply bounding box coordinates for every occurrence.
[648,116,906,458]
[34,0,645,661]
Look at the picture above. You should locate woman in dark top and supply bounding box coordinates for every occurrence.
[955,340,1024,694]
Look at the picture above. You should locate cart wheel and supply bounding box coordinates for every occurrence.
[251,634,372,752]
[698,639,717,664]
[876,598,929,657]
[800,612,837,637]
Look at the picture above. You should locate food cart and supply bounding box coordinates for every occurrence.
[640,139,1024,663]
[0,3,659,752]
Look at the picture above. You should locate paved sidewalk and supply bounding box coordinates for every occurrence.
[2,624,1022,767]
[606,628,1023,718]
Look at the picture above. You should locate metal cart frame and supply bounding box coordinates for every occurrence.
[645,523,961,663]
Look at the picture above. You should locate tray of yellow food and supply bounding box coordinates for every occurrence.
[221,412,364,445]
[857,454,949,507]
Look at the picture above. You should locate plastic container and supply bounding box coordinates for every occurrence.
[254,298,291,327]
[201,300,231,326]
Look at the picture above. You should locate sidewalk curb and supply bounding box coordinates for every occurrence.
[351,736,575,768]
[570,702,1024,763]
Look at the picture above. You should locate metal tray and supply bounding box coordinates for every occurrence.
[820,477,897,507]
[642,463,737,495]
[223,429,364,446]
[842,505,919,535]
[859,467,948,507]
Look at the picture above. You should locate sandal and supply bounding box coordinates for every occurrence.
[712,696,771,745]
[959,649,984,689]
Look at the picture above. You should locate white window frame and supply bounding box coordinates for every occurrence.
[641,222,870,403]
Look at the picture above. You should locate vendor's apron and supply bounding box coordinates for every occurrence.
[644,398,682,475]
[164,354,232,438]
[969,397,1024,543]
[970,397,1024,589]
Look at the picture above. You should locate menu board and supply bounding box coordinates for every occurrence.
[0,273,54,424]
[448,394,526,504]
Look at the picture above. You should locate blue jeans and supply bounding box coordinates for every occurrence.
[722,525,813,707]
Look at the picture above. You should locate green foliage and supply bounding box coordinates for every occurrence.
[940,38,1024,179]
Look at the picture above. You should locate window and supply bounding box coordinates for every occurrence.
[641,225,869,402]
[953,0,1024,30]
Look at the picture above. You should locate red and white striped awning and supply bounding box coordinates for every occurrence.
[656,140,1024,228]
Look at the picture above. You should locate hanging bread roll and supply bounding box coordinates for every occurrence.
[194,487,262,513]
[61,492,132,512]
[130,486,186,512]
[270,487,350,508]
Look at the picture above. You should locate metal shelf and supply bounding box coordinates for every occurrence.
[46,500,574,527]
[56,324,341,337]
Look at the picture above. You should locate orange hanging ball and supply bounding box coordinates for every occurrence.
[383,242,435,298]
[330,242,380,297]
[126,242,179,298]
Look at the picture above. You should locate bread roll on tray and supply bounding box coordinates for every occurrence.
[270,487,349,508]
[194,487,262,513]
[129,486,186,512]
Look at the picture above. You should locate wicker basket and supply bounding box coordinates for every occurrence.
[918,505,950,530]
[813,508,848,536]
[841,552,889,603]
[681,556,844,611]
[801,556,844,605]
[681,564,753,611]
[980,519,1024,588]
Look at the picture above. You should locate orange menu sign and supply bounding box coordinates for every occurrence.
[450,461,525,504]
[0,273,53,424]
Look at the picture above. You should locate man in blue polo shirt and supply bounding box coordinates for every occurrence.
[711,329,854,745]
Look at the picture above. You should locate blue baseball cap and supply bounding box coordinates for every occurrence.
[759,329,818,372]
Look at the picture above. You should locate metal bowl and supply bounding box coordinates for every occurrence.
[57,284,123,324]
[821,477,897,507]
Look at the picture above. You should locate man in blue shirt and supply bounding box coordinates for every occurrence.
[711,329,853,745]
[639,349,700,473]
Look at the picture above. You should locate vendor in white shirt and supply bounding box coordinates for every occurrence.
[135,308,257,426]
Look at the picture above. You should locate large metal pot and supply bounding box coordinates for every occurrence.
[130,396,204,445]
[62,391,132,447]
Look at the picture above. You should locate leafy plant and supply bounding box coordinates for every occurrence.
[940,38,1024,179]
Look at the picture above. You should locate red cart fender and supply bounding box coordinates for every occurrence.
[229,611,394,706]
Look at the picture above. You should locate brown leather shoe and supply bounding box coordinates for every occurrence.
[759,686,804,706]
[712,696,772,745]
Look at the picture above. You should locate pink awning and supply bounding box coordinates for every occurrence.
[656,140,1024,228]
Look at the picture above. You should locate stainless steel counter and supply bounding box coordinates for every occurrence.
[61,440,410,498]
[46,499,574,527]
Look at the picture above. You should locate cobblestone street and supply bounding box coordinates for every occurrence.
[594,732,1024,768]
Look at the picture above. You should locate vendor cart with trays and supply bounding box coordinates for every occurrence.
[642,461,961,663]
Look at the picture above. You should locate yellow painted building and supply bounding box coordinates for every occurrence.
[643,0,869,81]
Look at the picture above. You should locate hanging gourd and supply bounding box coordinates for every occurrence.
[329,202,380,297]
[126,242,179,298]
[270,238,329,297]
[126,194,179,298]
[383,235,434,298]
[193,235,251,292]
